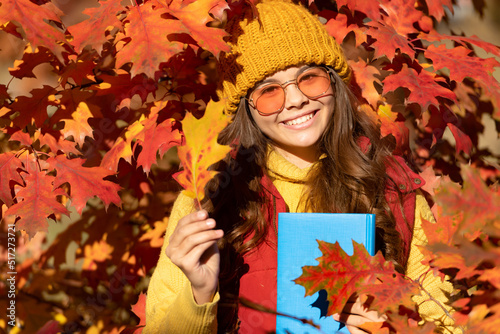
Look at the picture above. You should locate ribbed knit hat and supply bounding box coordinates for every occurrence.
[217,0,351,114]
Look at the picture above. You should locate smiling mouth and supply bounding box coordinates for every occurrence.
[283,111,316,126]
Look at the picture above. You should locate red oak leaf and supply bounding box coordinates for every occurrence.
[294,240,395,316]
[359,322,390,334]
[447,123,472,155]
[94,72,157,111]
[382,64,457,110]
[425,0,453,21]
[421,31,500,58]
[376,104,409,154]
[424,44,500,117]
[366,21,415,60]
[0,0,66,57]
[100,118,145,172]
[8,47,56,79]
[38,131,80,155]
[167,0,230,59]
[131,292,147,327]
[419,165,442,197]
[82,240,114,271]
[425,44,500,83]
[5,168,69,238]
[60,102,94,147]
[9,129,32,147]
[360,273,419,315]
[10,85,58,128]
[59,53,97,87]
[0,152,25,206]
[335,0,381,20]
[323,12,367,47]
[173,100,231,206]
[434,165,499,235]
[116,2,184,78]
[69,0,125,54]
[379,0,425,36]
[349,59,382,108]
[136,115,182,175]
[46,155,122,214]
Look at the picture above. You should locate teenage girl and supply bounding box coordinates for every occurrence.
[144,1,459,333]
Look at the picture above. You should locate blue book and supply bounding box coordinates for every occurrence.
[276,213,376,334]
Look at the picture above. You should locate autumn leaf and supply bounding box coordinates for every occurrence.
[349,59,382,108]
[294,240,396,316]
[376,104,409,154]
[0,0,67,57]
[115,2,185,78]
[335,0,380,20]
[60,102,94,147]
[10,85,58,128]
[173,100,231,206]
[131,292,147,327]
[166,0,230,58]
[38,131,80,155]
[382,64,457,110]
[447,123,472,155]
[323,12,367,47]
[82,239,114,271]
[5,168,70,238]
[69,0,125,54]
[136,115,182,175]
[434,164,500,235]
[0,152,25,206]
[366,20,415,60]
[359,273,420,315]
[425,0,453,21]
[46,155,122,214]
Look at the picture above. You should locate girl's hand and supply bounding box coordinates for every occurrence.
[165,210,224,304]
[333,295,387,334]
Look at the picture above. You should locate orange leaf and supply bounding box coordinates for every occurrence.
[60,102,94,147]
[383,65,458,110]
[5,168,69,238]
[0,0,66,57]
[136,115,182,175]
[349,59,382,108]
[82,239,114,271]
[69,0,125,54]
[47,155,122,214]
[0,152,25,206]
[173,100,231,205]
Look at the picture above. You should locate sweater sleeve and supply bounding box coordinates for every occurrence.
[144,192,219,334]
[405,192,462,334]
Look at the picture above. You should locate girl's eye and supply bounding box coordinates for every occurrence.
[259,85,281,96]
[299,73,319,83]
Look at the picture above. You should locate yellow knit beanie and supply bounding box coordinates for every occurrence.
[217,0,351,114]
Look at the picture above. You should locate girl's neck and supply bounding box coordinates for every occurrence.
[272,145,319,169]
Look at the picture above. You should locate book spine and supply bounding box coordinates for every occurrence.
[366,214,376,256]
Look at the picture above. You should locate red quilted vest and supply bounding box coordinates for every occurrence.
[236,156,425,333]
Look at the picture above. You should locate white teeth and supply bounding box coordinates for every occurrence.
[284,113,314,126]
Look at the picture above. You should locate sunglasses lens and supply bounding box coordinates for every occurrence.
[253,84,285,115]
[298,67,331,97]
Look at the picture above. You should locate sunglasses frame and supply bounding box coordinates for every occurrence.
[246,66,335,116]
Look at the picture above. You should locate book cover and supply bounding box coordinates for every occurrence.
[276,213,376,334]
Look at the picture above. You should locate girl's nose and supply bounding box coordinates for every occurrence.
[283,83,308,110]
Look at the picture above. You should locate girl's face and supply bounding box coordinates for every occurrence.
[248,65,335,165]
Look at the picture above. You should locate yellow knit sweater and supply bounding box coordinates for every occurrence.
[144,150,460,333]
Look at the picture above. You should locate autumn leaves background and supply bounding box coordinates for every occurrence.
[0,0,499,332]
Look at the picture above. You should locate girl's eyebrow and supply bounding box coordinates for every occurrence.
[255,65,315,87]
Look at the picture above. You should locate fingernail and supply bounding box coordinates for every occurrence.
[332,313,339,321]
[206,219,215,226]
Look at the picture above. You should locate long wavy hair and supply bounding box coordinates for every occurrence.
[202,67,406,332]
